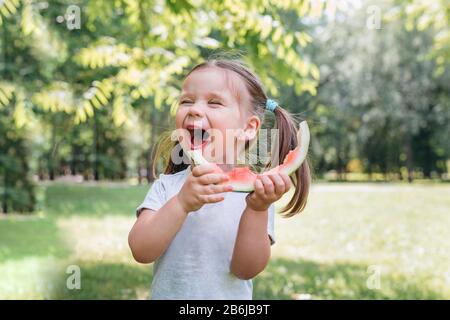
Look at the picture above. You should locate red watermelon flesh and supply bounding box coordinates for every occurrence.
[225,167,258,192]
[181,121,310,192]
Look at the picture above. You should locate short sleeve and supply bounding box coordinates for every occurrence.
[135,177,167,216]
[268,204,276,245]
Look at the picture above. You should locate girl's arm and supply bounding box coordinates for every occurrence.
[230,206,271,280]
[230,173,292,280]
[128,164,232,264]
[128,196,188,263]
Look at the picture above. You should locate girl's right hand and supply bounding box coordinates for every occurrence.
[177,164,233,213]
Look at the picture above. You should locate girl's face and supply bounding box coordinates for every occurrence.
[175,66,260,164]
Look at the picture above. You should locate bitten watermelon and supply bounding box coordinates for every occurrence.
[181,121,310,192]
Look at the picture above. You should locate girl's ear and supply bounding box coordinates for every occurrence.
[238,115,261,141]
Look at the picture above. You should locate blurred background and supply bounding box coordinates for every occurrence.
[0,0,449,299]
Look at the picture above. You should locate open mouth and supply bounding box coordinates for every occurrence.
[187,127,210,150]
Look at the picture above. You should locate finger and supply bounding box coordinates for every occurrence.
[199,194,225,204]
[254,177,265,197]
[198,173,229,185]
[280,173,293,190]
[268,174,286,195]
[192,163,218,177]
[203,184,233,194]
[260,175,275,195]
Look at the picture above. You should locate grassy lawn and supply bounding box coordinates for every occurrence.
[1,182,449,299]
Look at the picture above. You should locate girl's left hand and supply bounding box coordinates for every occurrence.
[246,173,293,211]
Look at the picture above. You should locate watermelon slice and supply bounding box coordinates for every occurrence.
[179,121,310,192]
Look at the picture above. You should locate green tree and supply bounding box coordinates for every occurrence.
[303,1,450,181]
[1,0,330,212]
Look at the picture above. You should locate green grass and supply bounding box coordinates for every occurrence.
[0,182,449,299]
[0,217,68,263]
[45,183,149,217]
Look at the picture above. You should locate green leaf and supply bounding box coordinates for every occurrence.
[284,34,294,47]
[0,0,20,25]
[310,64,320,81]
[272,27,283,43]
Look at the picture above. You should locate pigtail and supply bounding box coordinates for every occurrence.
[272,106,311,217]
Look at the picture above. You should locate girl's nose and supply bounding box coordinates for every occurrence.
[187,103,205,118]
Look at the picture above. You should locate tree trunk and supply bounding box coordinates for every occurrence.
[336,139,344,181]
[405,132,414,183]
[47,117,56,180]
[70,146,76,175]
[38,159,44,180]
[93,110,99,181]
[422,128,433,178]
[137,157,143,184]
[2,171,7,214]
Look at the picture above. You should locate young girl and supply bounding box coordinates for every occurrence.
[128,59,311,300]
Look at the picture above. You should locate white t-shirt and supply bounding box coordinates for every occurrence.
[136,166,275,300]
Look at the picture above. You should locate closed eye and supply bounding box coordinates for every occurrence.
[208,100,223,106]
[180,100,193,105]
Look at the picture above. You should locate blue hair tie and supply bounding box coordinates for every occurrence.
[265,99,278,112]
